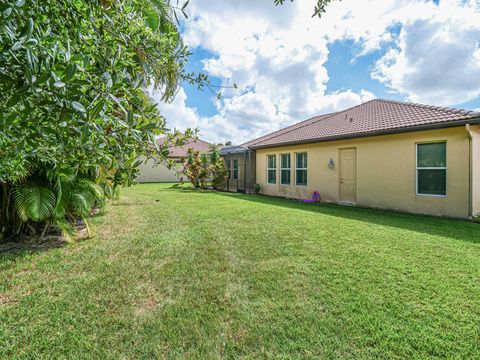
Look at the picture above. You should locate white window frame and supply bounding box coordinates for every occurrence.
[295,152,308,187]
[415,141,447,197]
[280,153,291,185]
[267,154,277,184]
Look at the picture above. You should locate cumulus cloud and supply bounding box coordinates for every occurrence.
[151,87,251,144]
[372,0,480,105]
[153,87,375,145]
[154,0,480,144]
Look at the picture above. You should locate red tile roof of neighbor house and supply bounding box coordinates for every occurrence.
[157,136,212,158]
[243,99,480,149]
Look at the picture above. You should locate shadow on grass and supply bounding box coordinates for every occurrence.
[0,213,105,263]
[0,235,67,272]
[166,185,480,245]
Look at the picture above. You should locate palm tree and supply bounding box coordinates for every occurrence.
[136,0,185,101]
[13,167,103,241]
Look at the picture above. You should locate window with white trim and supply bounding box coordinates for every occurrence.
[267,155,277,184]
[416,142,446,196]
[280,154,291,185]
[295,152,308,186]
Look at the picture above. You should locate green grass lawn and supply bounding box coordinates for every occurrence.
[1,183,480,359]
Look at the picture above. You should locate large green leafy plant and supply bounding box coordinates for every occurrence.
[180,146,228,190]
[0,0,195,239]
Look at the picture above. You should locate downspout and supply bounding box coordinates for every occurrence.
[244,150,247,193]
[235,155,239,191]
[466,124,473,218]
[227,152,230,192]
[248,150,252,194]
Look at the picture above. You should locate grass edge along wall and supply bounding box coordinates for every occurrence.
[256,125,480,219]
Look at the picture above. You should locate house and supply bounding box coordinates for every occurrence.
[237,99,480,219]
[137,136,212,183]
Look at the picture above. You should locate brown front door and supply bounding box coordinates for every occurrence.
[339,148,357,203]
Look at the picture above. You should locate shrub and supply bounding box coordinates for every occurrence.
[180,146,228,190]
[0,0,196,239]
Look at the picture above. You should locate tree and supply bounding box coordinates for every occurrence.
[273,0,336,17]
[180,146,228,190]
[0,0,196,239]
[208,144,228,190]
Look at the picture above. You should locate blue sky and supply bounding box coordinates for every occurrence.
[155,0,480,144]
[182,48,220,117]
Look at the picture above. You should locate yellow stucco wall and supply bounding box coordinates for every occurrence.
[136,158,182,183]
[256,126,472,218]
[471,125,480,217]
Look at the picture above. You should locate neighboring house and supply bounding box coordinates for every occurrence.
[137,137,212,183]
[236,99,480,219]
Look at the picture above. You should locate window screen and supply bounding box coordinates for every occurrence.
[417,142,446,196]
[280,154,291,185]
[295,152,308,186]
[267,155,276,184]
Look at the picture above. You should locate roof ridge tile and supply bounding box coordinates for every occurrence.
[245,98,480,149]
[374,98,477,116]
[241,112,336,147]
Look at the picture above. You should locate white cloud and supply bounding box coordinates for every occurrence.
[153,86,375,145]
[151,87,247,144]
[372,0,480,105]
[154,0,480,144]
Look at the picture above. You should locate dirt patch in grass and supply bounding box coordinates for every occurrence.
[0,235,67,254]
[112,201,149,207]
[0,293,17,307]
[134,296,159,317]
[0,220,94,256]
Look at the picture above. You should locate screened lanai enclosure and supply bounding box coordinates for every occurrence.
[220,146,256,193]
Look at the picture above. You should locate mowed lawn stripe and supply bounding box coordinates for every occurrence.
[1,183,479,359]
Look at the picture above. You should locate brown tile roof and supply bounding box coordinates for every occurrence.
[244,99,480,149]
[242,113,336,148]
[157,136,212,158]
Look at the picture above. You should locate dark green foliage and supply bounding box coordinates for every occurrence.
[11,169,102,240]
[0,0,195,238]
[14,182,56,222]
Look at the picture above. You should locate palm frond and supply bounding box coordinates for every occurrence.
[52,181,72,219]
[55,218,76,243]
[83,218,95,239]
[70,191,95,217]
[77,178,104,200]
[13,182,56,222]
[144,0,173,31]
